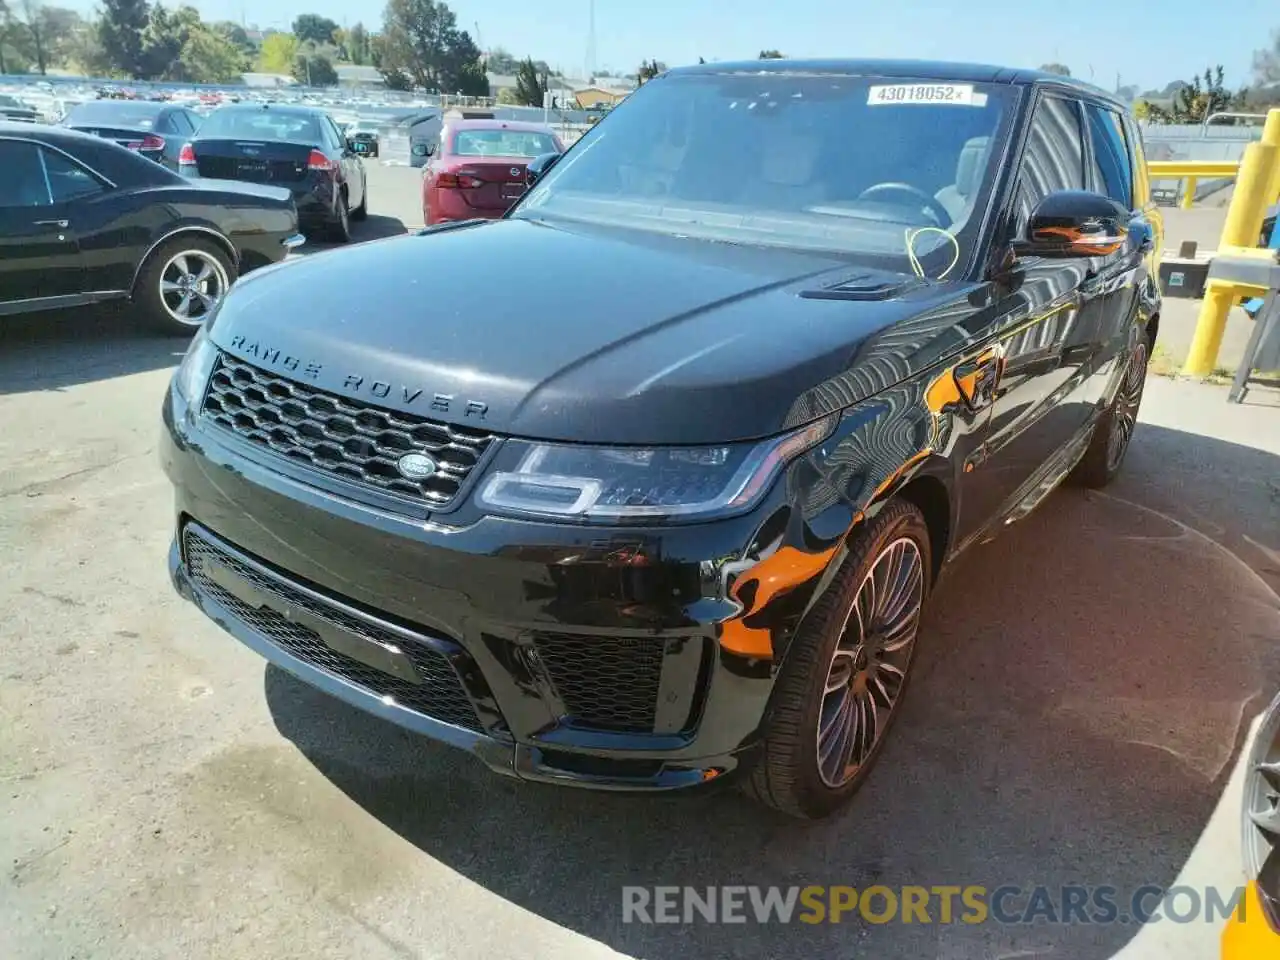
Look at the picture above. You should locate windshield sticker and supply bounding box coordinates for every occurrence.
[868,84,987,107]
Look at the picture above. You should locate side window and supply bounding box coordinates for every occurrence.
[43,149,107,203]
[168,111,192,135]
[1084,103,1133,208]
[325,117,344,148]
[0,139,51,207]
[1128,119,1151,205]
[185,111,202,134]
[1012,95,1086,234]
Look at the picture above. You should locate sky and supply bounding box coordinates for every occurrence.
[63,0,1277,91]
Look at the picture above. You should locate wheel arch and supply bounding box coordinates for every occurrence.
[130,225,238,298]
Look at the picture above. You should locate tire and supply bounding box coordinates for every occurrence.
[742,498,933,819]
[328,191,352,243]
[1070,333,1150,488]
[351,179,368,221]
[134,236,237,336]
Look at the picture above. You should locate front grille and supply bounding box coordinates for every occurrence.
[202,352,494,509]
[183,525,483,732]
[533,632,665,733]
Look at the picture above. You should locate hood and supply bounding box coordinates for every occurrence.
[209,218,982,444]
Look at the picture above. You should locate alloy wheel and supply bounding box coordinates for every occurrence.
[816,537,924,788]
[1107,339,1148,471]
[159,249,228,327]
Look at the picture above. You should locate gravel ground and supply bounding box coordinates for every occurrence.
[2,163,1279,959]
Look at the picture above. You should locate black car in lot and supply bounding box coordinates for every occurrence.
[182,104,368,242]
[345,120,380,157]
[0,93,39,122]
[163,60,1162,818]
[61,99,203,171]
[0,123,303,334]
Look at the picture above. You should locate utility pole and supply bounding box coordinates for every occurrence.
[585,0,597,83]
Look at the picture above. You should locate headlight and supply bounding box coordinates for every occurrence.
[476,416,835,523]
[173,325,217,404]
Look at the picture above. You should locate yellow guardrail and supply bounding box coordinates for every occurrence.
[1146,161,1242,210]
[1183,108,1280,376]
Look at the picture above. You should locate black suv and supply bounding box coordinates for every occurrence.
[162,60,1162,819]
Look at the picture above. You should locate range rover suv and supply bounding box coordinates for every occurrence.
[162,60,1161,819]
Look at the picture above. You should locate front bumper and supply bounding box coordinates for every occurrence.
[159,383,839,790]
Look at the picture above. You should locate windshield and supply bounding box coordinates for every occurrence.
[515,72,1016,276]
[0,94,24,108]
[453,128,559,158]
[65,101,162,128]
[196,109,323,143]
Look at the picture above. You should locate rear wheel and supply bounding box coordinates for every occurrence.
[743,499,932,819]
[328,191,352,243]
[1070,334,1150,488]
[351,178,368,221]
[135,236,236,336]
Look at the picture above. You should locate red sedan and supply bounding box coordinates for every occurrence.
[422,119,564,225]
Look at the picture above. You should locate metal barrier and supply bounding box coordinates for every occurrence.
[1183,108,1280,376]
[1147,160,1242,209]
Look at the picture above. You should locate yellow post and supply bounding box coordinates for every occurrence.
[1180,176,1197,209]
[1183,116,1280,376]
[1265,109,1280,205]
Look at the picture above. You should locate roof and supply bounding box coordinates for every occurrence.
[667,58,1127,105]
[0,121,103,145]
[209,103,332,117]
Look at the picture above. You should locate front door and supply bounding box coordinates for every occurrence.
[956,93,1102,541]
[0,138,82,314]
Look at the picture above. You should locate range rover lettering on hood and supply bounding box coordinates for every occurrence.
[225,334,490,419]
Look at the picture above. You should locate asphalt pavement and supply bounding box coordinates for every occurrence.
[1,161,1278,960]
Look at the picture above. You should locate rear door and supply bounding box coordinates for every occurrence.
[0,138,82,314]
[956,92,1102,539]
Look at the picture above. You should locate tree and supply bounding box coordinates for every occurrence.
[18,0,46,73]
[258,30,297,73]
[1038,62,1071,76]
[1253,27,1279,85]
[758,49,784,59]
[98,0,149,77]
[636,58,661,83]
[292,13,337,45]
[347,21,368,64]
[294,50,337,85]
[379,0,486,94]
[698,56,705,64]
[513,55,547,106]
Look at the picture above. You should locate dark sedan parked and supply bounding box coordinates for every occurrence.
[61,99,202,171]
[0,123,303,335]
[182,104,367,242]
[0,93,39,123]
[163,60,1161,818]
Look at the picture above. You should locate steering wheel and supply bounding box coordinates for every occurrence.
[856,182,953,228]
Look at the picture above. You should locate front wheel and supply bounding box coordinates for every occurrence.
[135,236,236,336]
[743,498,932,819]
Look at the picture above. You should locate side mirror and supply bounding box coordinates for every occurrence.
[1015,190,1130,259]
[526,151,561,185]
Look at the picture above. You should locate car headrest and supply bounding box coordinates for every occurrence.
[955,136,992,198]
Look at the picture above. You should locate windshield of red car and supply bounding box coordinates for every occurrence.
[515,72,1017,275]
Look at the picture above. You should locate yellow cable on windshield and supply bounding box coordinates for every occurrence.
[905,227,960,281]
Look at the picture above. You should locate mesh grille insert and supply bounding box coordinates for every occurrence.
[533,632,665,733]
[183,526,483,732]
[201,352,494,508]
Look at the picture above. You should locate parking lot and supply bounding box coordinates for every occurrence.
[3,160,1280,960]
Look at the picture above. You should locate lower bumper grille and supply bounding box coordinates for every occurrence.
[182,525,483,732]
[533,632,665,733]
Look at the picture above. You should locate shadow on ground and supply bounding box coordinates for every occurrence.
[0,303,187,396]
[265,424,1280,960]
[295,214,410,256]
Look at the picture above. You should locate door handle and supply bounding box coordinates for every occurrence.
[34,219,69,229]
[953,343,1007,411]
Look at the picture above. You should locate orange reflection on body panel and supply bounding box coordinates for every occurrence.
[719,544,838,658]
